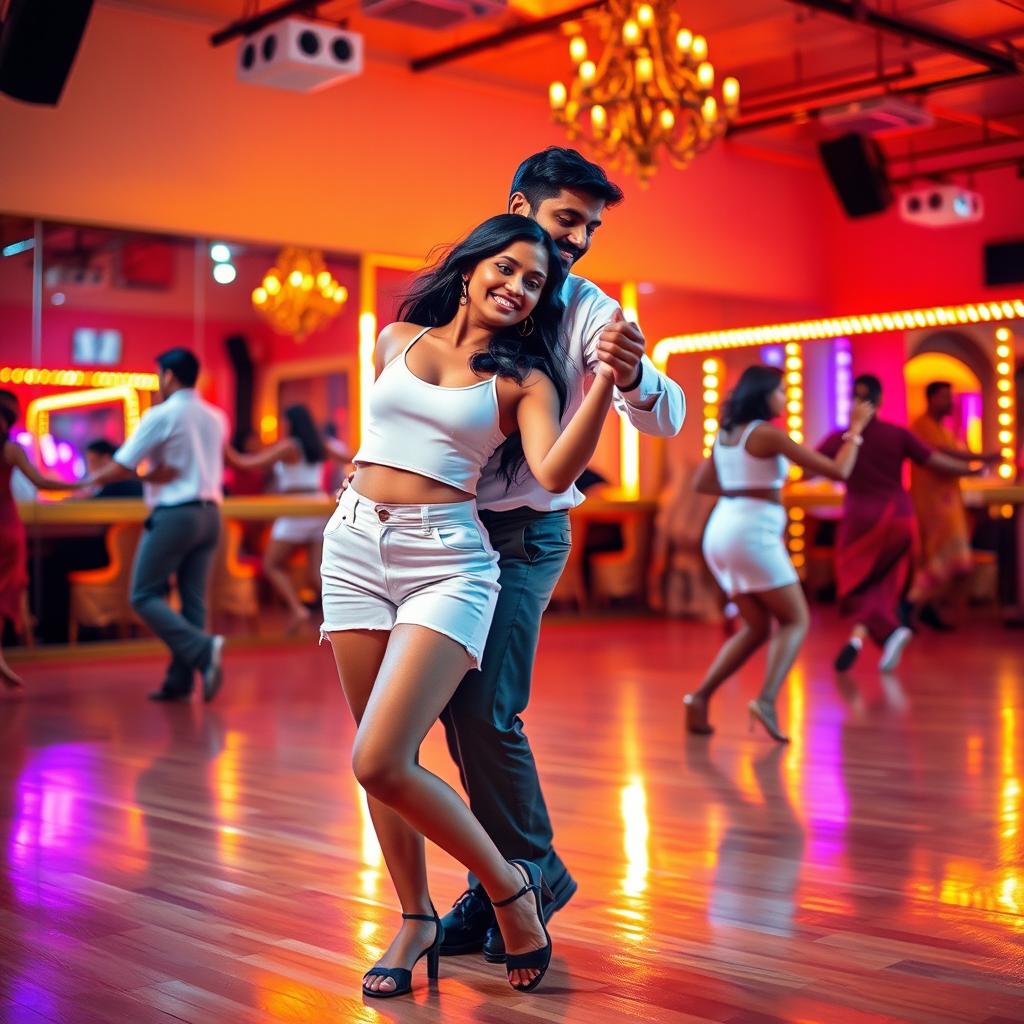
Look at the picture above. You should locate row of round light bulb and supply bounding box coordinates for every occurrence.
[210,242,237,285]
[701,357,721,458]
[784,343,806,572]
[0,366,159,390]
[548,3,739,140]
[995,326,1016,482]
[653,300,1024,359]
[251,268,347,308]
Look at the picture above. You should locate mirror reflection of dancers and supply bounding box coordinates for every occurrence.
[225,404,349,633]
[320,215,616,998]
[685,366,874,742]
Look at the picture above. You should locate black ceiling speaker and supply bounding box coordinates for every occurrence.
[984,240,1024,286]
[818,133,893,218]
[0,0,95,106]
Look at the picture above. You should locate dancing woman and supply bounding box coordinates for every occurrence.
[684,365,874,742]
[320,215,614,997]
[0,391,85,689]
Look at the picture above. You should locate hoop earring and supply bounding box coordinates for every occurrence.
[518,315,534,337]
[459,279,468,306]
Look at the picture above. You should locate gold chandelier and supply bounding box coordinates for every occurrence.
[549,1,739,183]
[251,248,348,340]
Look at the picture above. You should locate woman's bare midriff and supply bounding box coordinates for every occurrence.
[721,487,783,505]
[351,463,474,505]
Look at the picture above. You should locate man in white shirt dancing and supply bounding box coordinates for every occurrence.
[87,347,228,702]
[439,148,686,961]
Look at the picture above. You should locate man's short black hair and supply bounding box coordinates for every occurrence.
[86,439,118,458]
[0,388,18,410]
[926,380,952,401]
[509,147,624,210]
[156,347,200,388]
[854,373,882,404]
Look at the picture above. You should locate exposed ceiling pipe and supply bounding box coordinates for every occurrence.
[784,0,1021,75]
[728,68,1004,136]
[887,135,1024,168]
[740,64,915,115]
[411,1,604,73]
[889,153,1024,184]
[210,0,322,47]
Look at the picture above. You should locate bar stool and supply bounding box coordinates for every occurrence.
[68,522,143,644]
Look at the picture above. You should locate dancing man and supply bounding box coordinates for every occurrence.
[86,348,228,702]
[819,374,982,674]
[906,380,999,629]
[437,148,686,961]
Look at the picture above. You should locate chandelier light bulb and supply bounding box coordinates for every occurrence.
[252,286,268,305]
[549,80,567,109]
[637,3,654,26]
[263,274,281,295]
[289,270,304,287]
[722,76,740,105]
[569,35,587,64]
[676,28,692,52]
[316,270,332,288]
[591,104,607,132]
[702,96,718,122]
[623,19,640,45]
[692,34,708,61]
[697,61,714,89]
[580,59,596,82]
[635,55,654,83]
[659,108,675,130]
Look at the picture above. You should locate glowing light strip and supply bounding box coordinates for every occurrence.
[652,298,1024,365]
[0,367,159,390]
[784,342,806,574]
[619,281,641,499]
[995,327,1017,482]
[700,356,722,458]
[26,386,142,448]
[358,254,423,448]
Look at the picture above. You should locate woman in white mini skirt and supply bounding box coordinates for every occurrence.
[686,364,874,741]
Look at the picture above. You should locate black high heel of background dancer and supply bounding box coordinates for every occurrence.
[491,859,553,992]
[362,909,442,999]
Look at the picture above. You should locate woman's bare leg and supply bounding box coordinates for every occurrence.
[686,594,771,727]
[347,623,548,989]
[750,582,809,705]
[0,636,24,690]
[263,538,309,630]
[328,628,435,994]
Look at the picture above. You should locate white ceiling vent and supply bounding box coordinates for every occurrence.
[820,96,935,136]
[360,0,506,31]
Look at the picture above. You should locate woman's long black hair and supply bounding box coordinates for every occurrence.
[397,213,568,486]
[284,403,327,463]
[720,364,784,431]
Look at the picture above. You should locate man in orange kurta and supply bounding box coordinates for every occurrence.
[908,381,997,628]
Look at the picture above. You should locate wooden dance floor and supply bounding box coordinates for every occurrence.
[1,614,1022,1023]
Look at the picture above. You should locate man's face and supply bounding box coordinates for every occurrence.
[509,188,606,272]
[853,383,877,407]
[85,451,112,476]
[931,385,953,417]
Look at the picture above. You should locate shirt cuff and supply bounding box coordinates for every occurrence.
[618,361,660,404]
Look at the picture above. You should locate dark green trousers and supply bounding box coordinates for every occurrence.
[440,507,573,896]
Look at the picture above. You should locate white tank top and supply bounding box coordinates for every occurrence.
[353,327,506,495]
[713,420,788,489]
[273,458,324,493]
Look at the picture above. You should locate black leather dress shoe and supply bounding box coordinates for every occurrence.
[482,873,577,963]
[439,887,495,956]
[148,689,192,702]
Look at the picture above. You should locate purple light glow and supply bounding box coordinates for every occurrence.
[834,338,852,428]
[761,345,784,368]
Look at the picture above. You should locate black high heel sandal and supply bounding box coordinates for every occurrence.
[361,908,443,999]
[491,859,553,993]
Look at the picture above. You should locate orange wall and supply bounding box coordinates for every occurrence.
[0,4,832,305]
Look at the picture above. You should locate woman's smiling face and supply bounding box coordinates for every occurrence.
[464,239,549,331]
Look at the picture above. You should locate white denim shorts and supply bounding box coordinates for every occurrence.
[270,514,329,544]
[320,486,500,668]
